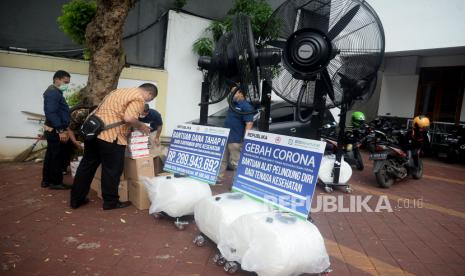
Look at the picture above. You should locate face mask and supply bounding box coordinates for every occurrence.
[59,84,69,92]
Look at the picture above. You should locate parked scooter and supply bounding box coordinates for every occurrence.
[434,125,465,163]
[322,135,364,171]
[367,116,430,188]
[321,112,367,171]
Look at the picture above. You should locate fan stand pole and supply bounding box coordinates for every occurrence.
[309,77,326,140]
[333,102,347,185]
[199,73,210,126]
[257,80,272,131]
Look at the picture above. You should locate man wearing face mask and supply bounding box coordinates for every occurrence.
[217,85,255,183]
[42,70,72,190]
[70,83,157,210]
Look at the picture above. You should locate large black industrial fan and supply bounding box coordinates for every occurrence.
[266,0,384,125]
[264,0,385,190]
[197,13,280,125]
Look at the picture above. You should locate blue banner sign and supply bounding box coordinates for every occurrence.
[232,130,326,219]
[164,124,230,184]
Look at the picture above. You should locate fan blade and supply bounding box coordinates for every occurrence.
[327,4,360,41]
[267,39,286,49]
[321,70,335,104]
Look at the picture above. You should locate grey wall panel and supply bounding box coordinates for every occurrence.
[0,0,285,67]
[0,0,80,53]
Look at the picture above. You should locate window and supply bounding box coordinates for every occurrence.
[270,103,295,123]
[415,66,465,123]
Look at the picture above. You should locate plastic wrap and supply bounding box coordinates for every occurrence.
[218,212,330,275]
[142,176,212,217]
[318,154,352,184]
[194,193,270,244]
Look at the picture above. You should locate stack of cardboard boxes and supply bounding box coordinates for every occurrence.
[124,156,155,209]
[90,166,129,202]
[127,130,150,158]
[89,130,164,210]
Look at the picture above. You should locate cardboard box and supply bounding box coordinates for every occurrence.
[149,145,166,157]
[118,180,129,202]
[94,165,125,180]
[153,156,163,175]
[128,142,148,151]
[127,149,150,159]
[91,178,128,202]
[156,172,172,177]
[91,177,100,193]
[124,156,154,181]
[128,180,150,210]
[70,161,80,178]
[130,129,149,137]
[130,130,144,137]
[129,136,149,144]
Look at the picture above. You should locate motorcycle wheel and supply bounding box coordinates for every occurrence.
[354,149,364,171]
[411,159,423,179]
[375,165,394,188]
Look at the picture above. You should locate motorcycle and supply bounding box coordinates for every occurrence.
[367,129,424,188]
[317,123,353,193]
[434,125,465,163]
[322,135,364,171]
[321,123,367,171]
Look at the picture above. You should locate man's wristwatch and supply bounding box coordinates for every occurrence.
[57,129,66,134]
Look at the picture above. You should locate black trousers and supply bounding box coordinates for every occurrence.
[62,140,75,173]
[42,131,66,185]
[71,138,125,207]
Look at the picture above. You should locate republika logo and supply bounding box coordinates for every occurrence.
[247,132,268,140]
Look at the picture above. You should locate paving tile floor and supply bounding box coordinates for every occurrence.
[1,152,465,275]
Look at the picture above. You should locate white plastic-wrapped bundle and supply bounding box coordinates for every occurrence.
[194,193,270,244]
[218,212,330,276]
[142,176,212,217]
[318,154,352,184]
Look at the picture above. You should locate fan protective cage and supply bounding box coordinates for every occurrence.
[268,0,385,109]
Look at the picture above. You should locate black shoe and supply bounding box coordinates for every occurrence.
[41,181,50,188]
[70,198,89,209]
[103,201,131,210]
[49,183,72,190]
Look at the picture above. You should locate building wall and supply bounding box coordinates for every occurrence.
[163,10,227,136]
[378,75,419,118]
[378,54,465,120]
[367,0,465,52]
[0,51,168,160]
[420,55,465,68]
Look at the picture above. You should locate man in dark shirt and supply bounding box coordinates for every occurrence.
[218,87,254,183]
[42,70,72,190]
[139,104,163,145]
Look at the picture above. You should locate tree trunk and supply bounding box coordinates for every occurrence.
[81,0,136,106]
